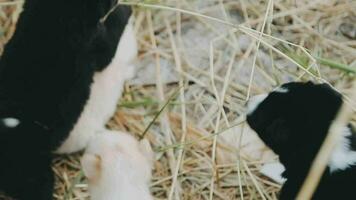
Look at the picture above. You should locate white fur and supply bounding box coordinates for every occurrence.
[247,94,268,115]
[2,118,20,128]
[81,131,154,200]
[56,21,137,154]
[273,86,289,93]
[260,162,286,184]
[329,126,356,173]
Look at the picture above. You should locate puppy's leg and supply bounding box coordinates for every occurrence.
[115,22,138,80]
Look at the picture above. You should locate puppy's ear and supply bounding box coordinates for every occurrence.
[81,154,102,181]
[139,139,154,166]
[264,118,291,154]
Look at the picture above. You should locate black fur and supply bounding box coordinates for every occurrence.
[246,81,356,200]
[0,0,131,199]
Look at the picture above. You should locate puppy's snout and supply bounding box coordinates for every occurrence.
[246,94,268,115]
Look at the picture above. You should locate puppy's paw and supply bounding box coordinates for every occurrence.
[81,154,102,183]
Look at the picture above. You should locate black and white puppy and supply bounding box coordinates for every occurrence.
[246,81,356,200]
[0,0,136,199]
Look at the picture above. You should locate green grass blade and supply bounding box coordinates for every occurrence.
[315,56,356,74]
[139,86,183,140]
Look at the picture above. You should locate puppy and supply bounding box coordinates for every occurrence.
[246,81,356,199]
[0,0,136,199]
[81,131,154,200]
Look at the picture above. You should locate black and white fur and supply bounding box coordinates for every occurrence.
[0,0,136,199]
[246,81,356,200]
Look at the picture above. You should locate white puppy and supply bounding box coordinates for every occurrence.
[81,131,154,200]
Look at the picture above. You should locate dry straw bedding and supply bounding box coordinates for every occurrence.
[0,0,355,199]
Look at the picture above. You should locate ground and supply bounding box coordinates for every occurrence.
[0,0,355,199]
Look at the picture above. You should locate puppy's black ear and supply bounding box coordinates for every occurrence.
[263,118,291,155]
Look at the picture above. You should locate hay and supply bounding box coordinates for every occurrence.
[0,0,355,199]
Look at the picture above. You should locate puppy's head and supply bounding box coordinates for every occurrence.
[246,82,342,166]
[81,131,154,187]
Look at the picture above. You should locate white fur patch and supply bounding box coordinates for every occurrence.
[82,130,154,200]
[247,94,268,115]
[329,126,356,173]
[260,162,286,184]
[273,86,289,93]
[56,20,137,154]
[2,118,20,128]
